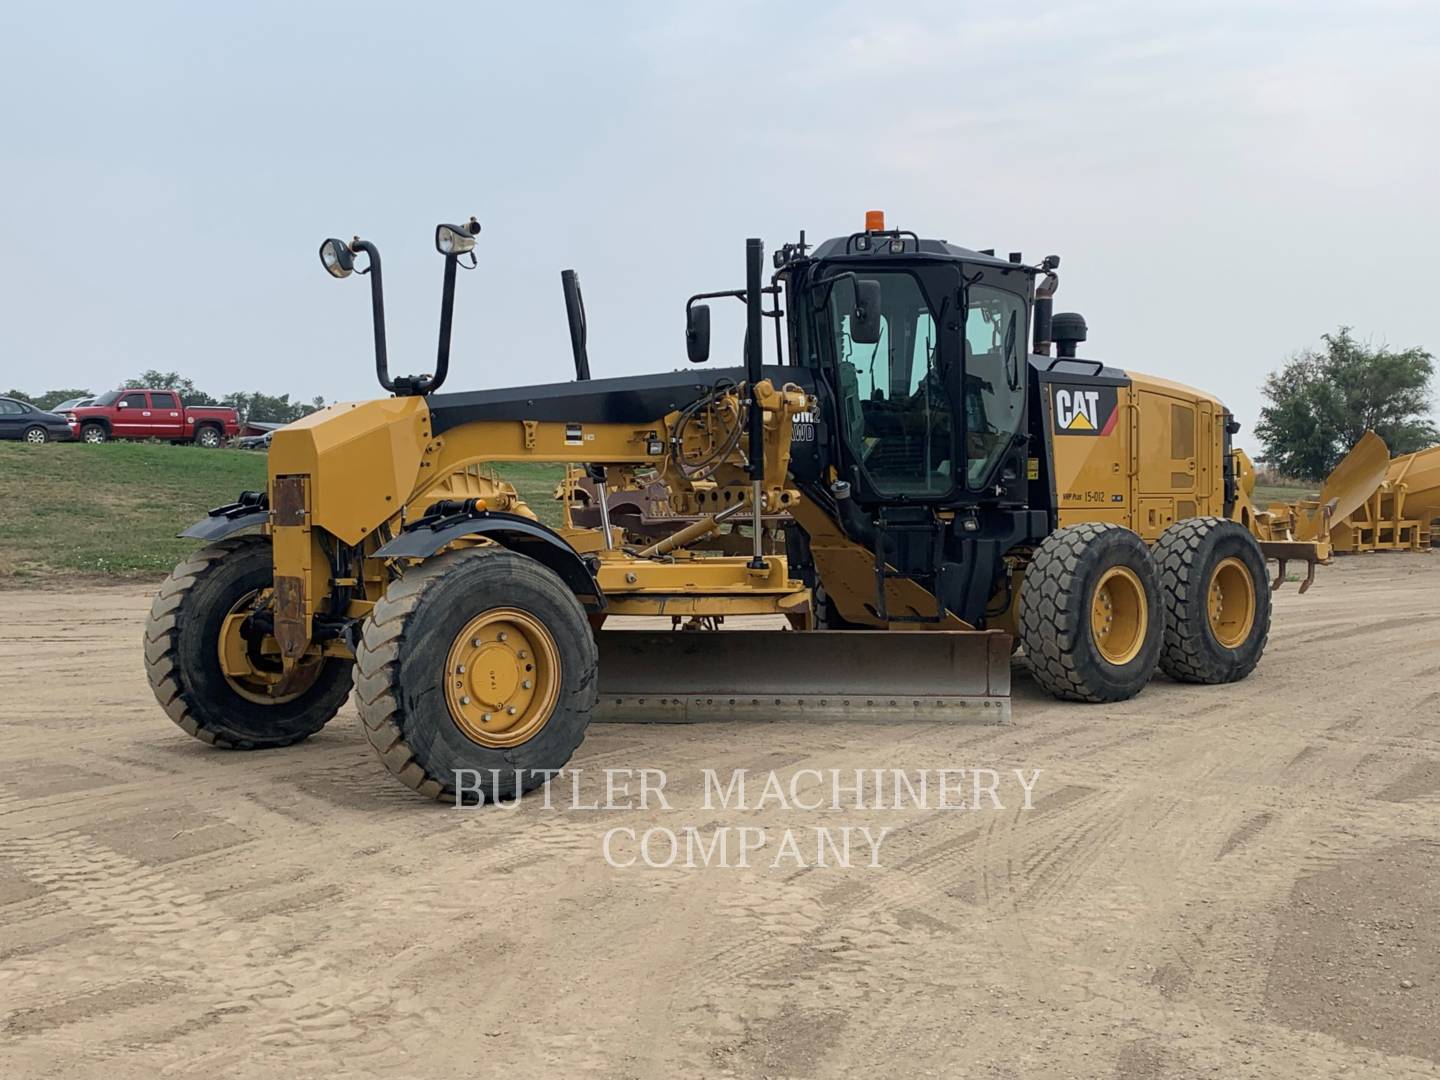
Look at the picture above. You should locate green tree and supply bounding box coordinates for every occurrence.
[123,370,219,406]
[222,391,326,425]
[1255,328,1437,481]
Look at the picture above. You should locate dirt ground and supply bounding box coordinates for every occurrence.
[2,555,1439,1079]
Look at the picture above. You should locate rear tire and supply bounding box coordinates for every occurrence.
[23,426,48,444]
[195,425,222,448]
[144,535,355,748]
[81,422,107,444]
[1019,522,1163,703]
[1153,517,1271,683]
[353,547,598,802]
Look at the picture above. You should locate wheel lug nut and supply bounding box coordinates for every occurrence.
[460,696,471,705]
[472,637,482,647]
[517,650,528,659]
[522,680,532,690]
[482,712,492,722]
[498,632,508,642]
[456,664,466,674]
[507,706,517,715]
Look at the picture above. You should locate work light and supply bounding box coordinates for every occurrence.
[319,238,354,278]
[435,219,481,256]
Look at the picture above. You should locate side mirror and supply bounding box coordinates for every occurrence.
[686,304,711,363]
[117,400,129,408]
[851,279,883,344]
[319,238,354,278]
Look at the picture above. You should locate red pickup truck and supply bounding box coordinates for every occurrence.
[67,389,242,448]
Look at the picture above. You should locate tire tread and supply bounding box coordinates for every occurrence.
[143,535,350,749]
[1152,516,1271,684]
[353,547,597,801]
[1019,522,1162,703]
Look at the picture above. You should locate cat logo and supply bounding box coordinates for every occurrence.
[1051,384,1119,437]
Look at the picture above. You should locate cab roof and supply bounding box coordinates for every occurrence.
[809,234,1037,273]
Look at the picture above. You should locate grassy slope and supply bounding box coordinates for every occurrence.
[1252,480,1318,507]
[475,461,567,527]
[0,440,1337,582]
[0,442,564,582]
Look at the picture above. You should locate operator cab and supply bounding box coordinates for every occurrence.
[775,213,1039,509]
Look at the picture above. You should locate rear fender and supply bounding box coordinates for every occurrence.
[374,511,603,607]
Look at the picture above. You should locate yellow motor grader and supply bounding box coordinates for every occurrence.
[145,213,1314,801]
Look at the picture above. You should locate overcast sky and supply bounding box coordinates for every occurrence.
[2,0,1436,445]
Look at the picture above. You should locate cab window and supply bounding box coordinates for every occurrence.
[830,271,952,497]
[151,392,178,409]
[120,392,148,408]
[963,285,1026,487]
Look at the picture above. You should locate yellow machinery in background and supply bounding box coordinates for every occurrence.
[1243,432,1440,559]
[1331,442,1440,553]
[145,214,1324,803]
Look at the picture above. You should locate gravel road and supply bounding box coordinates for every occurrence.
[2,554,1437,1078]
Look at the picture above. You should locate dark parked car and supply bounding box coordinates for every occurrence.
[0,397,74,444]
[232,430,274,451]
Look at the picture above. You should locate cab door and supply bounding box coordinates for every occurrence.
[113,390,151,436]
[147,392,184,438]
[829,270,956,501]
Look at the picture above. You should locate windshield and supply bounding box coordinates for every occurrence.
[963,285,1027,486]
[827,270,954,497]
[92,390,122,406]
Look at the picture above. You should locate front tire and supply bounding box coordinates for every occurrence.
[144,535,355,748]
[81,423,107,444]
[1152,517,1271,684]
[1019,523,1164,703]
[23,426,48,444]
[354,547,598,802]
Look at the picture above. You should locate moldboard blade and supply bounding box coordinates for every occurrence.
[593,629,1011,724]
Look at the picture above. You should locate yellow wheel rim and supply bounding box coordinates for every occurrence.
[1090,566,1146,666]
[444,608,561,748]
[1207,556,1255,649]
[217,590,324,705]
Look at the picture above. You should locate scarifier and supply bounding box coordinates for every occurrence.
[144,213,1321,801]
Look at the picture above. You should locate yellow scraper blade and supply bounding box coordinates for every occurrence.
[1385,443,1440,527]
[1295,430,1390,540]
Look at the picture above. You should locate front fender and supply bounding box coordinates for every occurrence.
[374,511,603,607]
[180,492,269,540]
